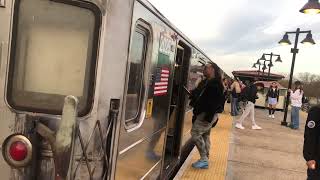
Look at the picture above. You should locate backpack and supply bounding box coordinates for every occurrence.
[239,85,250,102]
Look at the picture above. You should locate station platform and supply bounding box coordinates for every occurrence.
[174,106,308,180]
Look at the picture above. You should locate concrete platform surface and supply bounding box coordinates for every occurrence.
[175,107,309,180]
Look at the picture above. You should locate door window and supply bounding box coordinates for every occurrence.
[125,26,149,126]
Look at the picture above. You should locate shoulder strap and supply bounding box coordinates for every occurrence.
[198,80,209,97]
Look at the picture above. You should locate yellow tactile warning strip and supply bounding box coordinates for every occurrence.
[180,112,233,180]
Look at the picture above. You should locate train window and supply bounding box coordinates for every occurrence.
[7,0,101,116]
[124,26,149,125]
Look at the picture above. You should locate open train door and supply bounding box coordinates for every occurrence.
[162,41,191,177]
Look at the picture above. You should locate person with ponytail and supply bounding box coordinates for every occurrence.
[289,81,304,130]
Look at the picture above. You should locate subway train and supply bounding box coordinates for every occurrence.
[0,0,229,179]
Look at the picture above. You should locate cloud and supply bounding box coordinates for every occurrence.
[198,12,276,54]
[148,0,320,77]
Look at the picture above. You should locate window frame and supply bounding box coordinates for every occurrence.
[6,0,102,117]
[124,21,152,131]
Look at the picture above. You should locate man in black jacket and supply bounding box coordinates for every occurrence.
[235,80,263,130]
[303,105,320,180]
[190,63,225,169]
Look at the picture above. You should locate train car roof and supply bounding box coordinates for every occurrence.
[138,0,230,77]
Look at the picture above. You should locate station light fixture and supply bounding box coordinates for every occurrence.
[275,56,282,62]
[278,34,292,45]
[278,28,316,126]
[300,0,320,14]
[260,54,266,61]
[301,32,316,45]
[262,64,267,71]
[256,60,261,65]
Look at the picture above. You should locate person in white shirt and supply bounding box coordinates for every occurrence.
[289,81,304,129]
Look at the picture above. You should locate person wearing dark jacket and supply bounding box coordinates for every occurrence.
[266,82,279,119]
[189,63,225,169]
[303,105,320,180]
[235,81,263,130]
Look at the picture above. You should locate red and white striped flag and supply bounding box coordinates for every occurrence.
[154,67,170,96]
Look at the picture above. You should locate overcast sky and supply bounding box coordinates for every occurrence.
[148,0,320,77]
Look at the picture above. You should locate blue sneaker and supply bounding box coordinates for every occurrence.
[192,160,209,169]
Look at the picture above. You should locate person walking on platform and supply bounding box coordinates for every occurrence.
[238,80,246,112]
[222,78,230,113]
[289,81,304,130]
[230,78,241,116]
[189,63,225,169]
[235,80,263,130]
[266,82,279,119]
[303,105,320,180]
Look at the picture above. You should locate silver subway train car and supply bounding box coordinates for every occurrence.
[0,0,228,179]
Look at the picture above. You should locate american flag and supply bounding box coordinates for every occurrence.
[154,67,170,96]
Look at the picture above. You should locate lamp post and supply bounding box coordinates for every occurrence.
[279,28,316,126]
[262,61,267,75]
[300,0,320,14]
[260,53,282,79]
[252,59,262,77]
[252,53,282,80]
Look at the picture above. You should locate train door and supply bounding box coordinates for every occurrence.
[163,42,191,176]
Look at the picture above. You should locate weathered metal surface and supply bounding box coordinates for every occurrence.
[36,96,78,180]
[55,96,78,180]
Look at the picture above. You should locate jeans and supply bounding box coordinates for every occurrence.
[191,113,218,161]
[307,168,320,180]
[238,101,257,126]
[231,97,239,116]
[291,106,300,129]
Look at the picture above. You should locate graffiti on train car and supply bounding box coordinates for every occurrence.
[159,32,175,55]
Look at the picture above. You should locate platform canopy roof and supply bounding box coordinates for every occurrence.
[232,70,285,81]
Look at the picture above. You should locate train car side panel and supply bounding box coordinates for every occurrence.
[115,1,176,179]
[0,0,15,179]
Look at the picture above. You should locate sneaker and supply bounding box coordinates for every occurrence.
[268,115,272,118]
[235,123,245,130]
[272,115,275,119]
[252,125,262,130]
[288,124,294,128]
[192,160,209,169]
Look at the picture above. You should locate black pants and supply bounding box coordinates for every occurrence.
[307,169,320,180]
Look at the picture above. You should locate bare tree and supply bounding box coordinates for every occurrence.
[279,73,320,98]
[298,72,312,83]
[297,73,320,98]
